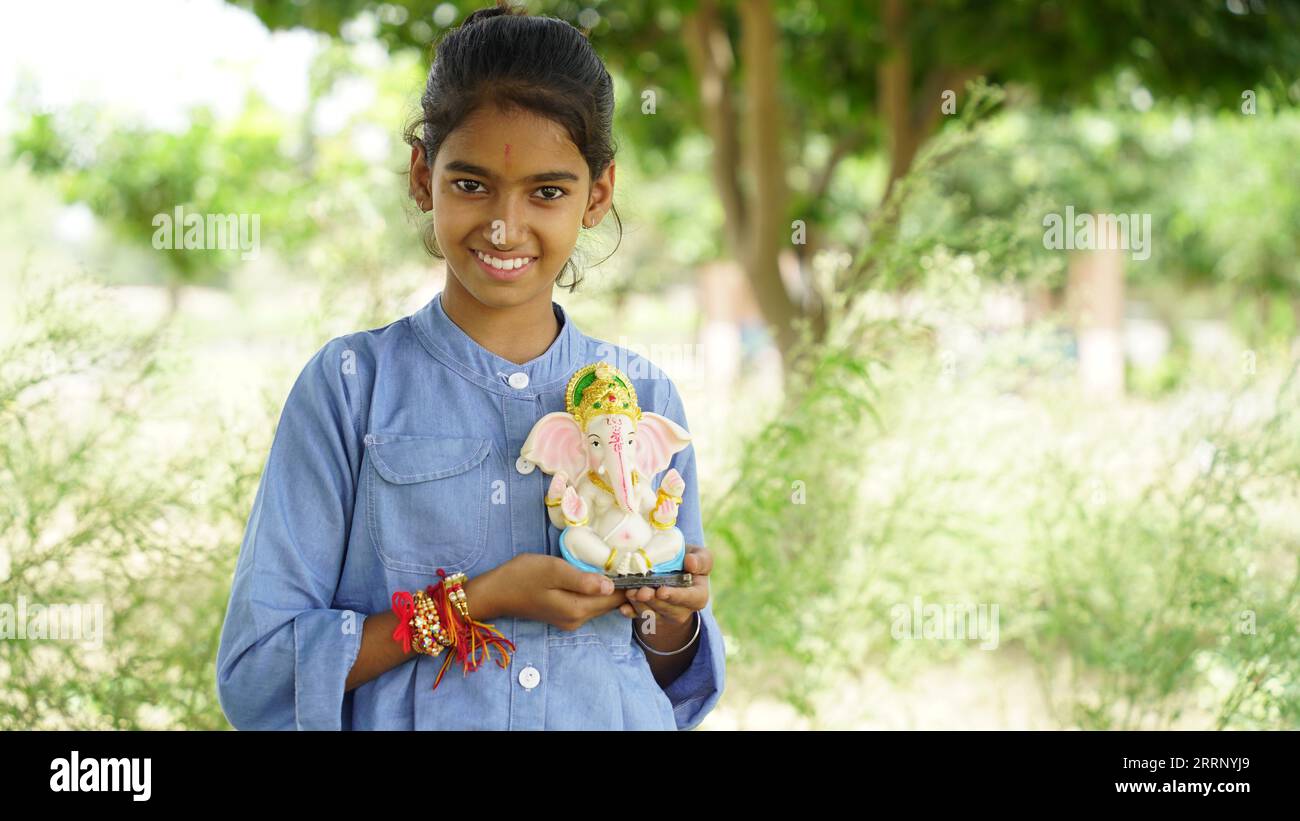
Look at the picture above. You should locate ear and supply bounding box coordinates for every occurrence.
[633,412,692,478]
[521,412,587,482]
[582,159,614,228]
[409,144,432,211]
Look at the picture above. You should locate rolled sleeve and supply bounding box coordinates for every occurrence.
[216,337,365,730]
[657,380,726,730]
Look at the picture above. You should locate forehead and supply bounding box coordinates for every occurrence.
[437,104,587,179]
[588,414,636,433]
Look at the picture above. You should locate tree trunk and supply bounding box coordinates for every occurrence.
[878,0,914,203]
[737,0,804,362]
[166,280,183,317]
[682,0,747,260]
[684,0,810,371]
[1067,239,1126,401]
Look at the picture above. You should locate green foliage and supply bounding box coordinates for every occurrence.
[889,93,1300,299]
[706,327,885,715]
[227,0,1300,305]
[1022,367,1300,728]
[10,97,310,288]
[702,102,1300,725]
[0,270,272,729]
[231,0,1300,136]
[707,261,1300,726]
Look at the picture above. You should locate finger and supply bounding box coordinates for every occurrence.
[554,561,615,596]
[595,585,633,612]
[624,598,646,623]
[627,599,658,629]
[639,596,693,626]
[654,579,707,610]
[683,545,713,575]
[625,585,655,603]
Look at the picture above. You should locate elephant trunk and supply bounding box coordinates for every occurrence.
[604,420,638,514]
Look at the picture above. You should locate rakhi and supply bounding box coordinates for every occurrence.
[390,570,517,692]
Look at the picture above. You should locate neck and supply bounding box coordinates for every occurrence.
[441,276,561,365]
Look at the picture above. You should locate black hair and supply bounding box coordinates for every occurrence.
[403,0,623,292]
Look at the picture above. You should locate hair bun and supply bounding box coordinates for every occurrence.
[461,2,523,27]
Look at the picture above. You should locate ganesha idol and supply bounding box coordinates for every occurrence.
[520,362,693,584]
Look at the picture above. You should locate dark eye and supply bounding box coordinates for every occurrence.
[454,179,485,194]
[591,441,600,447]
[536,186,566,201]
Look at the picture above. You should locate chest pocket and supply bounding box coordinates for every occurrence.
[364,433,492,576]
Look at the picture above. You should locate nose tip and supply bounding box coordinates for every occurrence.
[485,213,528,248]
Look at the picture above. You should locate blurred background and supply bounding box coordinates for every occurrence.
[2,0,1299,729]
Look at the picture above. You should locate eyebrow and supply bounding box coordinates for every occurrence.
[443,160,580,184]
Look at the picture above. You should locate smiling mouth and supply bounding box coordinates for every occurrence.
[471,248,538,277]
[475,250,535,268]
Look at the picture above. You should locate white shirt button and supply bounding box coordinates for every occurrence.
[518,665,540,689]
[507,372,530,389]
[515,456,535,475]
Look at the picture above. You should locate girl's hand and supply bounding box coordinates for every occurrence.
[618,545,711,636]
[490,553,625,632]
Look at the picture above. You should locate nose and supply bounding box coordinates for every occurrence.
[483,196,530,249]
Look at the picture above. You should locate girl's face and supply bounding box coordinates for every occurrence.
[410,103,614,310]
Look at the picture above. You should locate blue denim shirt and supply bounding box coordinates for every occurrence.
[215,291,725,730]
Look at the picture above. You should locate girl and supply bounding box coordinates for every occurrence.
[215,1,724,730]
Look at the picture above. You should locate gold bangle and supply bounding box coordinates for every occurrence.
[650,513,676,529]
[604,547,617,572]
[564,515,589,528]
[544,496,563,507]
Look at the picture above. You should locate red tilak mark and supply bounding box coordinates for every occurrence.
[503,143,511,165]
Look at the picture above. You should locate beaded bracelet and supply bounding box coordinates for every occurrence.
[411,587,453,655]
[391,590,446,656]
[390,569,518,692]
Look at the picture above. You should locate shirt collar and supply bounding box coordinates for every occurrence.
[409,290,586,396]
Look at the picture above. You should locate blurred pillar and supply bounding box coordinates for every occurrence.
[1067,239,1126,401]
[697,260,744,383]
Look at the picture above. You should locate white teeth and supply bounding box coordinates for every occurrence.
[475,250,534,271]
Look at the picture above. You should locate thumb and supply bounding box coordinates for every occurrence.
[555,561,615,596]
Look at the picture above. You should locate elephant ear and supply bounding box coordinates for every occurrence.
[521,412,586,482]
[634,412,692,478]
